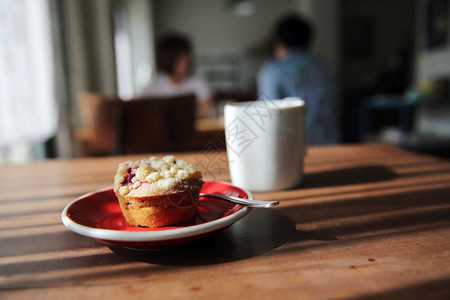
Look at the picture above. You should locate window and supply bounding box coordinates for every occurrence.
[0,0,58,163]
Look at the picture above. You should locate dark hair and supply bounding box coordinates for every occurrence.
[274,15,313,49]
[156,33,192,75]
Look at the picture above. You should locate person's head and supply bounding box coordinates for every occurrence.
[156,33,192,80]
[273,15,313,59]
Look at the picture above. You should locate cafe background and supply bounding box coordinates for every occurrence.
[1,0,449,165]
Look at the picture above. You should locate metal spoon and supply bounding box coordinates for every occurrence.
[199,193,279,208]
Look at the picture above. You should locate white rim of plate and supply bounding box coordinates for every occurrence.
[61,182,253,242]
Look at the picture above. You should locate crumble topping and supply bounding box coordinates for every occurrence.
[114,155,202,196]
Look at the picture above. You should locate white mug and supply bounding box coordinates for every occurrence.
[224,97,306,192]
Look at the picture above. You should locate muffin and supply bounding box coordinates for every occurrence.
[113,155,203,228]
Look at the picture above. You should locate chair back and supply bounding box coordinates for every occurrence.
[78,93,196,155]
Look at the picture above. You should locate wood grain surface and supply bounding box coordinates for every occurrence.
[0,144,449,299]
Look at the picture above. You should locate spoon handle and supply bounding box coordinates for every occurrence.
[199,193,279,208]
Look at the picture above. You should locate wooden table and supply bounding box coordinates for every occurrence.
[1,144,450,299]
[195,117,224,132]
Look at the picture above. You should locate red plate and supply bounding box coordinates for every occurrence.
[61,181,252,249]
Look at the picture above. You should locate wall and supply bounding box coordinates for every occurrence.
[152,0,340,91]
[153,0,298,54]
[60,0,117,158]
[414,0,450,143]
[296,0,340,74]
[62,0,116,112]
[63,0,116,96]
[341,0,416,91]
[417,51,450,83]
[415,0,450,84]
[153,0,301,92]
[125,0,156,95]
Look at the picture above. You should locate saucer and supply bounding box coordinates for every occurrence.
[61,181,252,249]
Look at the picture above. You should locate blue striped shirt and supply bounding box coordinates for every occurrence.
[257,50,340,145]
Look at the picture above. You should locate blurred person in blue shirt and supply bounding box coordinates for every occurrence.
[257,15,340,145]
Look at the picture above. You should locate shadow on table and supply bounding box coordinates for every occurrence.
[280,186,450,228]
[274,184,450,257]
[110,209,302,266]
[4,162,449,289]
[354,276,450,299]
[302,165,397,189]
[0,209,337,288]
[107,166,403,266]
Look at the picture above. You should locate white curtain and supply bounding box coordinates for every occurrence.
[0,0,58,148]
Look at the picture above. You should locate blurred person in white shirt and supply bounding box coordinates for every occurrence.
[141,33,214,117]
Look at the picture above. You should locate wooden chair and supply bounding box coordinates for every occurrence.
[76,93,198,156]
[76,93,121,156]
[117,94,196,154]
